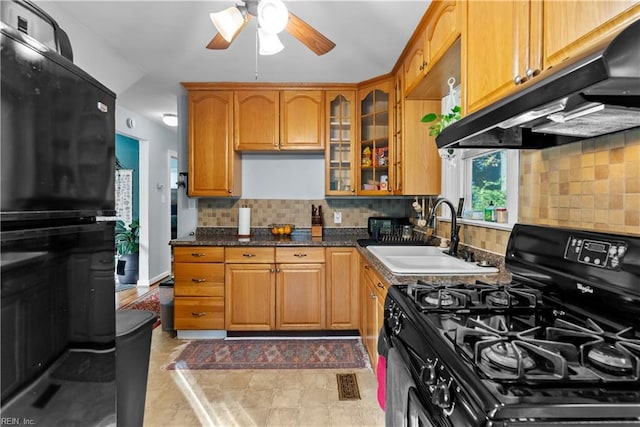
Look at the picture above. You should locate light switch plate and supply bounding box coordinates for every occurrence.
[334,211,342,224]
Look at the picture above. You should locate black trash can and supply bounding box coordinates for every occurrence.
[116,309,156,427]
[159,278,175,332]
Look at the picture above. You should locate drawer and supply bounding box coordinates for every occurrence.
[173,246,224,263]
[175,297,224,330]
[174,263,224,297]
[225,247,275,263]
[276,247,325,263]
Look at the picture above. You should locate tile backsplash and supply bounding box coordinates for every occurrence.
[197,129,639,255]
[198,198,411,229]
[436,128,640,255]
[519,128,639,236]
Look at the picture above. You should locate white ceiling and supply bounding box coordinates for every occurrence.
[45,1,430,127]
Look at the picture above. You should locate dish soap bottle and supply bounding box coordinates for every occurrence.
[484,201,496,222]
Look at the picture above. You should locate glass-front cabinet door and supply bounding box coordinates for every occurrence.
[358,81,391,195]
[325,90,356,195]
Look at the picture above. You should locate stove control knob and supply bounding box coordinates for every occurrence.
[419,362,437,385]
[391,312,404,335]
[432,381,452,410]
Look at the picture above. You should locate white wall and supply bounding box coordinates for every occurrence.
[38,2,177,285]
[116,106,176,286]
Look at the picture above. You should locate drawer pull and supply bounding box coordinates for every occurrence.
[191,253,206,257]
[294,253,307,258]
[191,278,206,283]
[242,253,256,258]
[377,282,385,290]
[364,265,370,270]
[191,312,207,318]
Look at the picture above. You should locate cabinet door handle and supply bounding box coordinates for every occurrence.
[377,282,385,290]
[191,312,207,318]
[294,253,307,258]
[191,278,206,283]
[270,268,275,273]
[525,68,540,79]
[364,265,370,270]
[242,253,256,258]
[191,253,206,257]
[370,293,376,299]
[513,74,524,85]
[276,268,281,273]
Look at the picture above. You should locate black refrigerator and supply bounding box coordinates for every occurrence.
[1,1,118,424]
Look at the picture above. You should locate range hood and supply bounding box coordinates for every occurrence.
[436,18,640,150]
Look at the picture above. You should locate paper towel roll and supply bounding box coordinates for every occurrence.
[238,207,251,236]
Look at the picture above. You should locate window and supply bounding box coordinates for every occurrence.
[441,148,518,228]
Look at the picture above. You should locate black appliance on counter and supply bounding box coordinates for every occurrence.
[358,216,430,247]
[383,224,640,426]
[1,1,118,424]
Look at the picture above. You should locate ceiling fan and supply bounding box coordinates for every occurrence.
[206,0,336,56]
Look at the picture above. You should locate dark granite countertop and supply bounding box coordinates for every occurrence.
[171,227,512,286]
[170,227,370,247]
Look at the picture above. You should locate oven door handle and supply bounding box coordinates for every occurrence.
[390,335,437,385]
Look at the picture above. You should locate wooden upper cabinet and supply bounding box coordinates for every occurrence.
[187,90,241,197]
[404,0,461,97]
[280,90,325,150]
[234,90,280,151]
[234,89,324,151]
[425,0,460,78]
[357,78,393,195]
[464,0,639,114]
[464,0,541,114]
[325,90,356,195]
[403,29,427,94]
[543,1,640,69]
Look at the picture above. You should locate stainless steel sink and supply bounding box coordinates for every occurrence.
[367,245,499,275]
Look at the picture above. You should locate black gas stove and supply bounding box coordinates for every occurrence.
[383,224,640,426]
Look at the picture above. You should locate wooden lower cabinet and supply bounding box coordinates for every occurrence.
[326,247,359,329]
[225,247,332,331]
[360,254,387,370]
[173,246,225,330]
[175,297,225,330]
[225,263,276,330]
[276,263,326,330]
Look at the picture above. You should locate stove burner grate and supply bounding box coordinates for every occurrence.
[453,314,640,382]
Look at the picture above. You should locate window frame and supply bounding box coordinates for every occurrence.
[440,148,519,230]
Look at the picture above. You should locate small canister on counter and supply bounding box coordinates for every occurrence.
[496,207,508,223]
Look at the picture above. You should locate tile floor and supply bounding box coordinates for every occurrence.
[143,328,385,427]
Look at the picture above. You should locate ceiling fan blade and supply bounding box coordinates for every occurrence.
[285,12,335,56]
[206,16,250,50]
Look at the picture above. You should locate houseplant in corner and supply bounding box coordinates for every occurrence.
[115,218,139,284]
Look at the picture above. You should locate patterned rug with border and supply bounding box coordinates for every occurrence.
[166,338,370,370]
[118,287,161,329]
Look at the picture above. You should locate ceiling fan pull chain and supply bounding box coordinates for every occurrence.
[255,27,259,80]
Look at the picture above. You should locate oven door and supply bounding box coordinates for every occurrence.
[386,336,440,427]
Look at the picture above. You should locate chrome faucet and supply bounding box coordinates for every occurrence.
[427,197,460,257]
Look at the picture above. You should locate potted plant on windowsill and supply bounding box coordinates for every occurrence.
[115,218,139,285]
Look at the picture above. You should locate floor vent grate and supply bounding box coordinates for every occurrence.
[336,373,361,400]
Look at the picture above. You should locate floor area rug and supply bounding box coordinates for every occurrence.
[118,288,161,329]
[167,338,370,370]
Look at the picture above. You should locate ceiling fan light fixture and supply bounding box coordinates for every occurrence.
[210,7,245,42]
[258,28,284,55]
[257,0,288,34]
